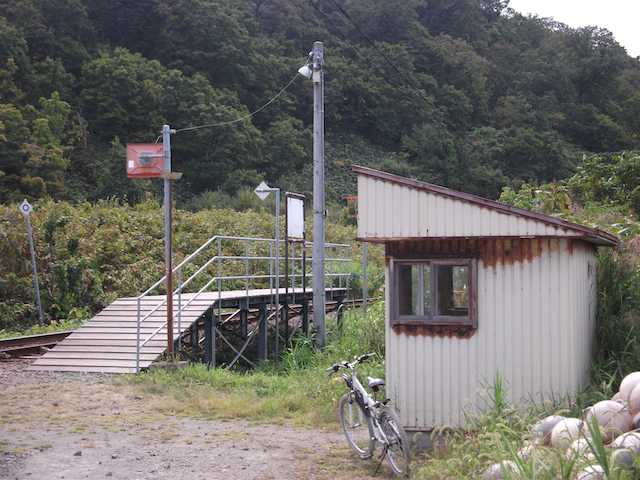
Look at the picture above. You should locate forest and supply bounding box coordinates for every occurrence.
[1,0,640,209]
[4,0,640,330]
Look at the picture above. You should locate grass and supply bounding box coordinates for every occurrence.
[4,237,638,479]
[117,274,640,480]
[0,317,86,339]
[122,302,386,430]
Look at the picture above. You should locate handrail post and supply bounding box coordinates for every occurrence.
[177,266,182,351]
[136,297,141,373]
[245,238,250,293]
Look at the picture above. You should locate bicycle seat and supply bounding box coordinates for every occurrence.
[366,376,386,389]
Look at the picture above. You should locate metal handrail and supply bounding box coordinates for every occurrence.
[136,235,350,372]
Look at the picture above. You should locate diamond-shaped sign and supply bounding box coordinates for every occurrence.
[254,181,272,201]
[19,199,32,216]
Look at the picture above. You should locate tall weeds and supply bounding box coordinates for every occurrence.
[592,238,640,388]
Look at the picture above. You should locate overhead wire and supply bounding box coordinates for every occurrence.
[172,71,301,134]
[307,0,444,131]
[310,0,495,166]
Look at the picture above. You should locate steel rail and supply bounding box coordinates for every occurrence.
[0,331,73,355]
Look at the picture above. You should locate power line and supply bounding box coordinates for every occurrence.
[329,0,463,135]
[309,0,495,167]
[173,72,301,134]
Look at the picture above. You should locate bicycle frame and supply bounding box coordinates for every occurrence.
[343,368,393,445]
[328,353,411,476]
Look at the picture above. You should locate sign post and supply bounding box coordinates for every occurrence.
[19,199,43,326]
[127,125,180,362]
[254,182,281,363]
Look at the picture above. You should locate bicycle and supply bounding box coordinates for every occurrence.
[326,352,411,477]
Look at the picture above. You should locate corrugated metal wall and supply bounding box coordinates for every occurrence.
[386,238,597,430]
[358,174,597,241]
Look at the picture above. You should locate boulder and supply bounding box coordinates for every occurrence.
[583,400,632,443]
[550,418,584,450]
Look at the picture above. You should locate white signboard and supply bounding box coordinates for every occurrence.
[287,196,305,240]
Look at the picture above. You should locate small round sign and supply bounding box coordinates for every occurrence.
[19,199,32,216]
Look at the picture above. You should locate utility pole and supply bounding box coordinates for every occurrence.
[162,124,174,361]
[311,41,326,348]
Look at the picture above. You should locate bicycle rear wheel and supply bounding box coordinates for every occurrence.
[339,393,375,458]
[379,406,411,476]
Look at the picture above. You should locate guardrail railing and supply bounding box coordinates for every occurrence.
[136,235,349,371]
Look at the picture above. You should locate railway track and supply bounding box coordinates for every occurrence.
[0,297,373,362]
[0,331,73,358]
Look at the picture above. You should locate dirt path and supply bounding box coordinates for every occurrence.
[0,359,393,480]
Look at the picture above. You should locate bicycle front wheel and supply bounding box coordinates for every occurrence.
[339,393,375,458]
[379,406,411,476]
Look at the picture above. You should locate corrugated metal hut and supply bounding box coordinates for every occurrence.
[353,166,618,431]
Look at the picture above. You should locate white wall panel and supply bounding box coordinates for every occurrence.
[357,174,615,244]
[386,238,597,429]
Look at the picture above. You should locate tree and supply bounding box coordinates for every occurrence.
[0,90,76,203]
[155,0,258,90]
[85,138,149,204]
[559,27,629,108]
[0,0,95,62]
[80,48,169,142]
[555,104,636,153]
[261,117,310,181]
[83,0,169,58]
[401,122,459,187]
[417,0,491,43]
[468,126,577,185]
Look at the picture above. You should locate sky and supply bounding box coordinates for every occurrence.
[507,0,640,58]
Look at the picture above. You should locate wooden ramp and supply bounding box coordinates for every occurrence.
[26,291,257,374]
[26,288,331,374]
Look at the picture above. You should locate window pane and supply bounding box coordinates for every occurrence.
[452,266,469,311]
[435,265,468,316]
[397,264,430,316]
[411,265,421,315]
[423,264,431,315]
[397,264,414,315]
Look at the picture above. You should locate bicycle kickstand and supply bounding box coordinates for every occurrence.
[372,444,389,477]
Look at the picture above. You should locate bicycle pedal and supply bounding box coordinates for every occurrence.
[360,453,373,460]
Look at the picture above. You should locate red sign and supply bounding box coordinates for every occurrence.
[126,143,164,178]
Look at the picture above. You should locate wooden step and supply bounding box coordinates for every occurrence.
[28,294,197,373]
[27,287,337,373]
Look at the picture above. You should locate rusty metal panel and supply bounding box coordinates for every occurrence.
[386,238,596,430]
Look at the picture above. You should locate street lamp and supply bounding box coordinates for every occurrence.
[299,41,326,348]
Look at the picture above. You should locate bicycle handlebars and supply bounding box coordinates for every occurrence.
[326,352,376,373]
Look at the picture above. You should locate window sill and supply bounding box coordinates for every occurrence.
[391,323,477,339]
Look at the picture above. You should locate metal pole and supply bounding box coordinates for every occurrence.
[312,41,326,348]
[26,213,43,326]
[274,188,280,364]
[253,183,281,362]
[363,242,368,316]
[163,124,174,362]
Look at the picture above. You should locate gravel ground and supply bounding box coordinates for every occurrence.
[0,358,392,480]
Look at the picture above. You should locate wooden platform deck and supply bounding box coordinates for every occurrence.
[27,288,341,374]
